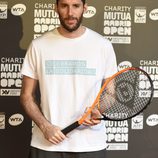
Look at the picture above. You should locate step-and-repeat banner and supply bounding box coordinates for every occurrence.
[0,0,158,158]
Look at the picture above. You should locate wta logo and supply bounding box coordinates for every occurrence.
[118,61,132,71]
[8,113,24,126]
[11,4,26,16]
[149,9,158,21]
[83,6,96,18]
[146,114,158,126]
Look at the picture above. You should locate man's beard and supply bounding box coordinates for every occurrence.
[58,13,83,32]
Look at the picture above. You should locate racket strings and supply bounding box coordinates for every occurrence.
[98,69,153,120]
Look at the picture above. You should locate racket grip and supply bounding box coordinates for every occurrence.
[62,121,80,135]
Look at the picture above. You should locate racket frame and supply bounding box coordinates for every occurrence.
[98,67,154,121]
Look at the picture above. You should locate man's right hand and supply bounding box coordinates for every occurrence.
[41,124,67,145]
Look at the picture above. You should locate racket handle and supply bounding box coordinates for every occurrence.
[62,121,80,135]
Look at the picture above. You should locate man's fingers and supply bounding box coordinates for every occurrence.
[83,118,94,126]
[91,119,101,125]
[48,130,66,144]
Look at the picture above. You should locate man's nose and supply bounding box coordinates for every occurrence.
[68,6,73,16]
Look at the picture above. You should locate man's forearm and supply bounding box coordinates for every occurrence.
[20,94,51,132]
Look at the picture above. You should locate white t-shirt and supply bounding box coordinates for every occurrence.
[21,28,117,152]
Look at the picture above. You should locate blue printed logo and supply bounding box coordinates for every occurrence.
[45,60,96,76]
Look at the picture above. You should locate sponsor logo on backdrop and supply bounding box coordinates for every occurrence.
[139,60,158,98]
[8,113,24,126]
[0,57,24,96]
[34,3,60,38]
[134,7,147,23]
[0,112,5,129]
[83,6,96,18]
[118,61,132,71]
[131,114,144,129]
[105,120,128,150]
[0,1,7,19]
[146,114,158,126]
[149,8,158,21]
[104,6,132,44]
[11,4,26,16]
[118,60,156,98]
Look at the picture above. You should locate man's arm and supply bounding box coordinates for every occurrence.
[20,75,66,144]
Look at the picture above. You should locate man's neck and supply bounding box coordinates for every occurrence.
[57,25,86,38]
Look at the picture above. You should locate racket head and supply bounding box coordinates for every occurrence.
[98,67,154,121]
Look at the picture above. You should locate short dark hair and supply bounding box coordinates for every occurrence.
[56,0,86,5]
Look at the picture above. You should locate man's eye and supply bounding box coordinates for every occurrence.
[60,4,67,8]
[73,4,80,8]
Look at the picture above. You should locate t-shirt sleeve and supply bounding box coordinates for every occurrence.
[103,41,118,79]
[21,42,38,80]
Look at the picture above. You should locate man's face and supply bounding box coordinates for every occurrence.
[56,0,87,32]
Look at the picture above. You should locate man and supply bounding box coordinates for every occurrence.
[20,0,117,158]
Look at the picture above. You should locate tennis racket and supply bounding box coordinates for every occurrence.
[62,67,154,135]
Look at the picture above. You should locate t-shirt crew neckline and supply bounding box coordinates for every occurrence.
[53,27,88,40]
